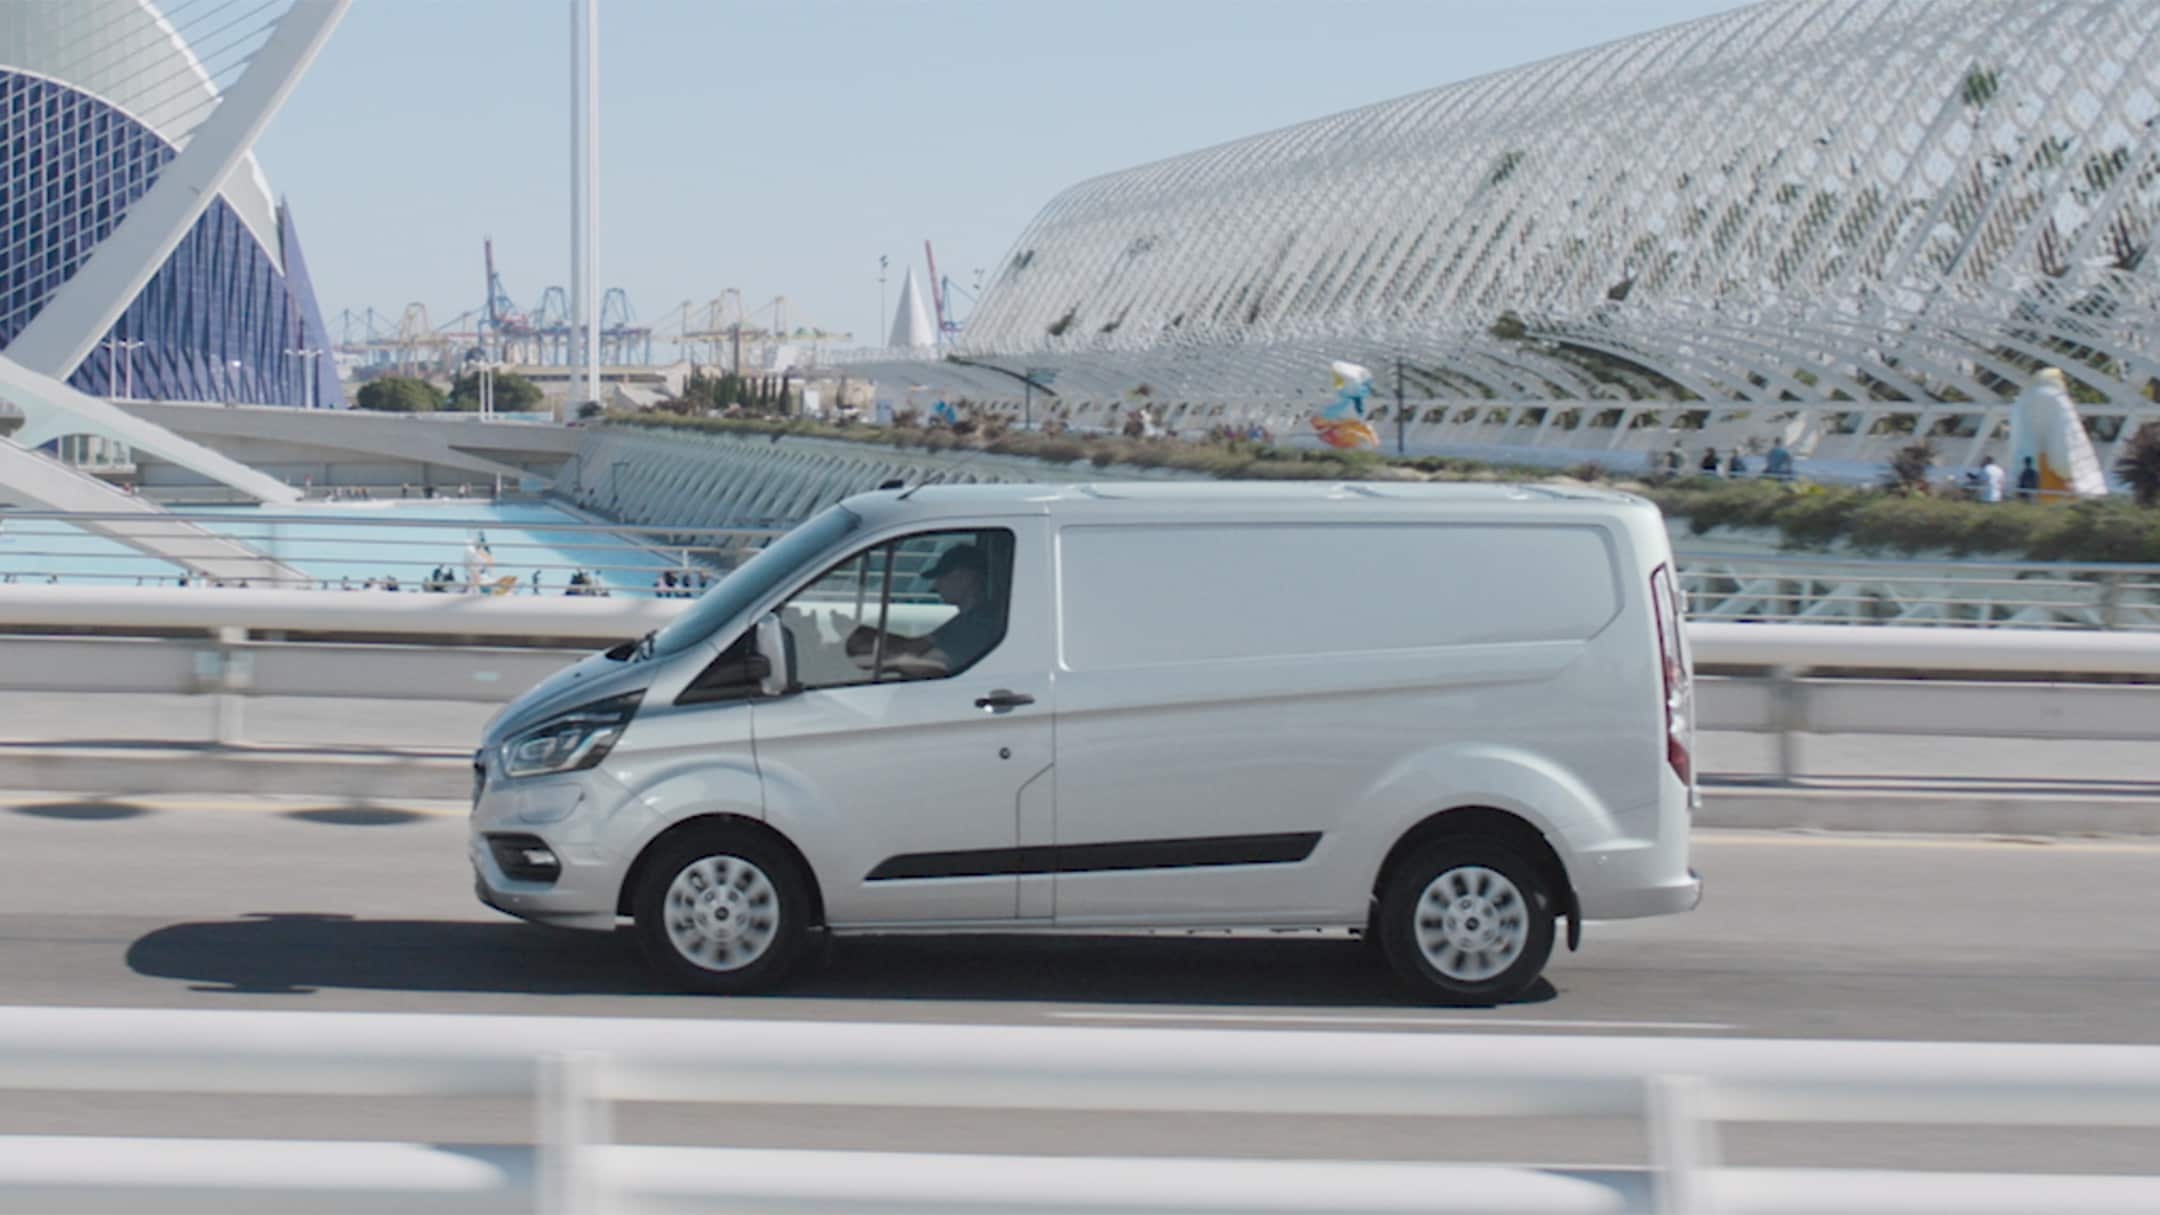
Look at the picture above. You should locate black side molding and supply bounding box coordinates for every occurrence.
[866,831,1321,881]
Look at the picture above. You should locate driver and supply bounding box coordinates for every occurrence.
[845,543,999,676]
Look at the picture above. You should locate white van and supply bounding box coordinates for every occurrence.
[471,482,1700,1003]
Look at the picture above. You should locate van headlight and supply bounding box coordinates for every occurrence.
[499,691,645,779]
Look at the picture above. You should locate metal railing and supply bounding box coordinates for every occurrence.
[2,1005,2156,1214]
[10,505,2159,627]
[0,591,2155,768]
[0,508,785,596]
[1678,553,2160,631]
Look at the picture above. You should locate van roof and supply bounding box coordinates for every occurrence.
[845,479,1648,519]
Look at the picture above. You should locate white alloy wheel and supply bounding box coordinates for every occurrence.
[663,854,781,972]
[1412,864,1528,982]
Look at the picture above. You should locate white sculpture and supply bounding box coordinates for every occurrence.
[2009,368,2109,500]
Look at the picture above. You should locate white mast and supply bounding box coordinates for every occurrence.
[582,0,601,409]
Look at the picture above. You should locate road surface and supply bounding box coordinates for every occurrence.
[3,791,2155,1175]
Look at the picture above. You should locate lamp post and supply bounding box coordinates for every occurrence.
[878,255,889,348]
[462,351,499,421]
[103,338,146,400]
[1395,355,1407,455]
[284,348,323,409]
[123,339,145,399]
[229,359,245,402]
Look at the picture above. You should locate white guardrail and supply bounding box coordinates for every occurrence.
[2,1006,2158,1214]
[0,589,2157,765]
[3,584,2160,663]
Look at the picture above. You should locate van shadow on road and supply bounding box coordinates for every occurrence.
[125,915,1555,1008]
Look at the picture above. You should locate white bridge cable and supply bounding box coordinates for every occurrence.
[13,0,286,139]
[68,0,293,145]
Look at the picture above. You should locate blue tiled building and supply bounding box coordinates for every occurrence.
[0,1,341,408]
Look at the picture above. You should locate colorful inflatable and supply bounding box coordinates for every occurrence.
[1311,361,1380,449]
[2010,368,2109,500]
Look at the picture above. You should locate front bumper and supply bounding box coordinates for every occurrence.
[468,771,627,933]
[470,840,621,932]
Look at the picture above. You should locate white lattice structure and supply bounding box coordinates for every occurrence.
[844,0,2160,477]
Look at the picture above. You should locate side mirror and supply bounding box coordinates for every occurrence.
[753,612,792,698]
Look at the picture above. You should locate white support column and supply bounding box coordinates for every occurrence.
[537,1052,610,1215]
[567,0,584,401]
[582,0,602,411]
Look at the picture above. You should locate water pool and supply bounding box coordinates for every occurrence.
[0,500,694,595]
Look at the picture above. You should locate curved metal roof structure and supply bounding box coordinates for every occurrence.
[0,0,339,408]
[911,0,2160,429]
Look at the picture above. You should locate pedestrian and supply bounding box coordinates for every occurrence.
[1765,440,1794,480]
[1728,449,1749,477]
[1664,440,1686,476]
[1977,455,2005,504]
[1699,446,1720,475]
[2017,457,2040,503]
[463,533,491,592]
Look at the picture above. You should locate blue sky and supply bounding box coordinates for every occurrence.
[256,0,1751,351]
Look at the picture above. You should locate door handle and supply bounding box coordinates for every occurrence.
[975,689,1036,711]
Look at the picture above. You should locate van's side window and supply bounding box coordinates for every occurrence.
[777,528,1013,690]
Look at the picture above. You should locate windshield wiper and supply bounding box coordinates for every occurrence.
[603,629,658,663]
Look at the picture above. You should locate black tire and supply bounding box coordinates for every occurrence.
[632,828,812,994]
[1376,837,1556,1005]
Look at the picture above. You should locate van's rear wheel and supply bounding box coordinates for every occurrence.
[633,830,809,994]
[1377,839,1554,1004]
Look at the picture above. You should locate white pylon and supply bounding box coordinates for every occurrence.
[888,268,937,350]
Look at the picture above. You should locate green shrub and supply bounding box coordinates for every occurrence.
[1770,487,1866,549]
[1648,480,1791,535]
[603,412,2160,562]
[354,376,443,413]
[2118,421,2160,507]
[446,370,542,413]
[1883,441,1935,494]
[2025,498,2160,562]
[1846,495,1974,554]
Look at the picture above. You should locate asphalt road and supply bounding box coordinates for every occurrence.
[3,791,2158,1175]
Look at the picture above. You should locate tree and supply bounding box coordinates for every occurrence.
[2117,421,2160,507]
[446,369,543,413]
[1884,441,1936,495]
[353,376,444,413]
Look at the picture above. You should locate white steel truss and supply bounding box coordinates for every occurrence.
[851,0,2160,475]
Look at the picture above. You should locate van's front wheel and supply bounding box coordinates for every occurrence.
[1378,840,1555,1004]
[633,830,810,994]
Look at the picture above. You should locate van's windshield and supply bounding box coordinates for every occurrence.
[648,506,861,659]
